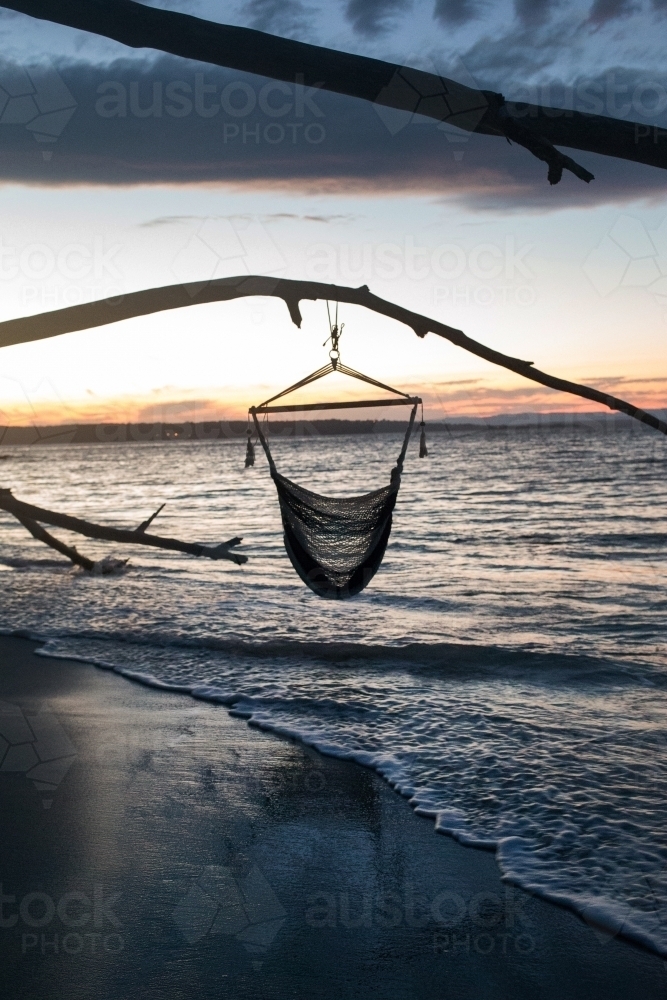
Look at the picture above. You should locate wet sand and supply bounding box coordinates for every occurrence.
[0,634,664,1000]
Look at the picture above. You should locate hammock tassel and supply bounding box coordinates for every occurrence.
[419,420,428,458]
[244,429,255,467]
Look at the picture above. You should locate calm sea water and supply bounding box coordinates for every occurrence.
[1,422,666,954]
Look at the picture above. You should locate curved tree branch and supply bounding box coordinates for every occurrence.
[2,0,665,183]
[0,275,664,436]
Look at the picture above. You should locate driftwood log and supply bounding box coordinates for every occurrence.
[0,489,247,567]
[3,0,666,183]
[0,276,664,437]
[13,512,97,570]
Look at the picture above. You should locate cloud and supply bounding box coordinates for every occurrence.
[6,373,665,426]
[0,55,663,212]
[138,212,354,226]
[514,0,556,25]
[423,374,667,417]
[449,18,580,85]
[433,0,483,24]
[301,213,355,221]
[588,0,639,24]
[344,0,411,36]
[243,0,314,37]
[138,215,200,227]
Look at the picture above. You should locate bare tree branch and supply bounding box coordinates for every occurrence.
[0,489,248,564]
[136,503,165,534]
[2,0,665,182]
[14,512,96,570]
[0,276,663,436]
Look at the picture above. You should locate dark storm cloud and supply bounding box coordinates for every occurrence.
[442,13,665,98]
[344,0,411,36]
[448,19,572,88]
[588,0,639,23]
[433,0,483,25]
[0,55,663,212]
[514,0,556,25]
[243,0,314,36]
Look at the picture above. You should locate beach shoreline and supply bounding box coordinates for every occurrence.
[0,633,664,999]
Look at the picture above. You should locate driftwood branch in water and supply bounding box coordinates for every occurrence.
[0,490,247,564]
[14,512,96,570]
[0,276,664,437]
[136,503,165,534]
[2,1,666,182]
[13,514,129,572]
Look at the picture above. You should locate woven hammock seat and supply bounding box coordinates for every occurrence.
[249,336,424,599]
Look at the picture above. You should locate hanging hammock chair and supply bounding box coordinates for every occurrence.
[248,307,426,600]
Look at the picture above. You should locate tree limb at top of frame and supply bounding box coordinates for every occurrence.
[0,275,664,437]
[3,0,666,184]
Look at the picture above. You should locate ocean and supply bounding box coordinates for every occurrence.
[0,421,666,955]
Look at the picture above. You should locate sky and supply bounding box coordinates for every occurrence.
[0,0,665,425]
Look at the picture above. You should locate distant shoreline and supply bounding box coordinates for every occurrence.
[0,410,664,446]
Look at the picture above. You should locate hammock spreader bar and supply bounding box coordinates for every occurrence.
[251,396,421,414]
[255,359,415,410]
[251,403,418,599]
